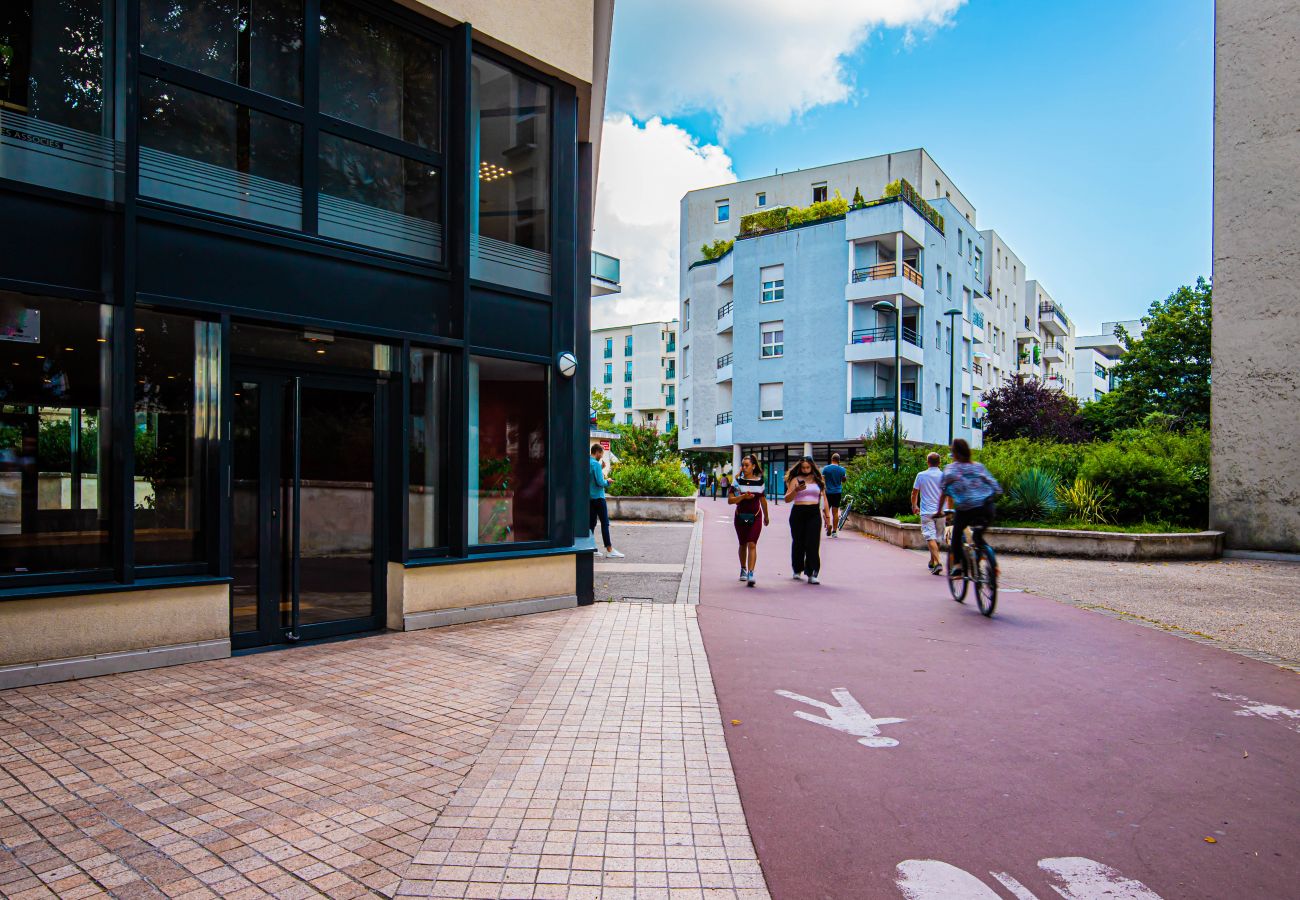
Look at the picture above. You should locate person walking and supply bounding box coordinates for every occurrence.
[589,444,624,558]
[728,454,770,587]
[911,452,945,574]
[937,438,1002,576]
[698,470,708,497]
[822,453,847,537]
[784,456,831,584]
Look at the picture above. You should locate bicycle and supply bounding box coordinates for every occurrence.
[935,510,997,616]
[836,497,854,533]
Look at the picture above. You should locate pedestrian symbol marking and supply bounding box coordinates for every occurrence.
[895,857,1164,899]
[775,687,905,747]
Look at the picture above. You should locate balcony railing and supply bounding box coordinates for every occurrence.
[665,393,675,406]
[664,366,676,380]
[602,374,612,384]
[972,362,983,375]
[718,300,734,319]
[902,262,923,287]
[1045,340,1065,352]
[851,396,923,416]
[592,250,621,285]
[717,352,733,369]
[852,262,896,282]
[624,372,632,382]
[1039,301,1068,328]
[665,339,676,352]
[972,417,985,430]
[971,310,985,328]
[716,411,733,425]
[603,348,613,359]
[849,325,922,348]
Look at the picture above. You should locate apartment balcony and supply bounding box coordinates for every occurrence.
[603,348,613,359]
[716,251,734,286]
[1038,301,1069,336]
[844,324,925,367]
[715,412,733,446]
[851,396,923,416]
[624,372,632,383]
[715,352,733,383]
[844,260,924,307]
[1042,340,1066,362]
[844,397,924,442]
[971,361,985,389]
[664,365,676,381]
[845,198,928,247]
[716,300,734,334]
[591,251,621,297]
[665,339,676,353]
[602,374,612,385]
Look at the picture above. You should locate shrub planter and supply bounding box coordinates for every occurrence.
[606,496,697,522]
[846,513,1224,561]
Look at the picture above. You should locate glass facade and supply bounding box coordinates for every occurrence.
[408,347,448,550]
[0,293,113,576]
[469,356,547,545]
[133,309,220,568]
[470,55,551,293]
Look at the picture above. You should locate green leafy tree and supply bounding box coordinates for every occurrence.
[851,187,864,207]
[611,423,667,464]
[590,389,613,430]
[680,447,727,480]
[700,238,734,261]
[1104,278,1212,430]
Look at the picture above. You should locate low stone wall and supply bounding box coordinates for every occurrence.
[845,513,1224,561]
[606,496,697,522]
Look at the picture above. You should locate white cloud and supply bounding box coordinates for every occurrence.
[610,0,966,135]
[592,115,735,329]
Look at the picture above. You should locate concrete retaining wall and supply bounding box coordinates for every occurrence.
[846,513,1224,561]
[606,496,697,522]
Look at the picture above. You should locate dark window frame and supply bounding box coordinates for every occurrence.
[133,0,451,264]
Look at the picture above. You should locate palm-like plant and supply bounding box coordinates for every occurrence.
[1003,468,1061,521]
[1057,477,1113,525]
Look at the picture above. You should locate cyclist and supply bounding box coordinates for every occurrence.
[936,438,1001,577]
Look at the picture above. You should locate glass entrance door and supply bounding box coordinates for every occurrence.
[231,371,383,650]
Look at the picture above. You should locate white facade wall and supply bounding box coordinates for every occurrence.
[1021,280,1077,396]
[590,321,678,432]
[978,229,1028,403]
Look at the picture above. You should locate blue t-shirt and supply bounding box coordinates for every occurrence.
[822,464,846,493]
[589,457,608,499]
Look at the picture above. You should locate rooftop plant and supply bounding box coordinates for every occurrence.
[738,191,849,237]
[699,238,734,261]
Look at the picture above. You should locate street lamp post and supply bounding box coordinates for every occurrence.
[872,299,901,470]
[943,307,963,445]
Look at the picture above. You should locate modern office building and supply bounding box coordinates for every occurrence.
[591,320,678,432]
[0,0,615,687]
[678,150,992,485]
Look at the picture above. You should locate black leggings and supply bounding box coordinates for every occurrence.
[789,504,823,576]
[589,498,612,549]
[950,500,995,569]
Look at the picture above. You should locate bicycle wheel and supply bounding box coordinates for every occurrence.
[947,544,968,602]
[975,545,997,616]
[837,500,853,532]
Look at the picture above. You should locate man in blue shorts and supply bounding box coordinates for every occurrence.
[822,453,847,537]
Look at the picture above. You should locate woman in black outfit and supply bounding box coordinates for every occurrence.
[784,456,831,584]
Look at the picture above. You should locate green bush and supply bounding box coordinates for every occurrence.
[842,419,942,517]
[1057,477,1113,524]
[975,438,1087,488]
[700,238,733,261]
[739,207,791,235]
[1001,468,1061,521]
[1077,444,1204,526]
[607,460,695,498]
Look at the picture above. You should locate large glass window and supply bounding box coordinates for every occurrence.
[0,292,112,576]
[408,347,448,550]
[318,132,442,260]
[0,1,116,199]
[469,356,547,545]
[133,309,220,568]
[139,77,302,228]
[320,0,439,149]
[140,0,304,101]
[471,55,551,293]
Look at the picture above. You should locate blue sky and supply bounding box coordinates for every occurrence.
[593,0,1213,334]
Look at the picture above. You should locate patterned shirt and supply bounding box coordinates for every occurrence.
[940,462,1002,510]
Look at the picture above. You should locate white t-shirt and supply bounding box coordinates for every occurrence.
[912,467,944,514]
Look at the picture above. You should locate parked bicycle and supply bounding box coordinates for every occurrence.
[935,510,997,616]
[836,497,854,533]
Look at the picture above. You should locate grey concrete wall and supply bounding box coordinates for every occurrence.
[606,496,697,522]
[1210,0,1300,551]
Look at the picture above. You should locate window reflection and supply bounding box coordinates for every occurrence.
[408,348,448,550]
[140,0,304,101]
[471,56,551,293]
[0,292,112,575]
[469,356,547,544]
[318,132,441,260]
[319,0,440,149]
[139,77,302,228]
[133,309,220,568]
[0,0,116,199]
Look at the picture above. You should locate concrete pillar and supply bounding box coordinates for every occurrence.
[731,443,742,475]
[802,441,813,459]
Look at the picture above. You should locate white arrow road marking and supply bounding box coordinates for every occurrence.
[896,859,1165,900]
[1037,857,1164,899]
[1213,692,1300,732]
[774,687,905,747]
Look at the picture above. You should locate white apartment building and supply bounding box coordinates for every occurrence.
[591,320,679,432]
[1073,318,1144,403]
[977,229,1027,403]
[1020,280,1077,395]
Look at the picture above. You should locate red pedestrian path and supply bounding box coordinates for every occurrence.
[694,498,1300,900]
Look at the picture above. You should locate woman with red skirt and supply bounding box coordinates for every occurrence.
[729,454,770,587]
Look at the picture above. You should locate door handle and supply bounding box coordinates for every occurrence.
[271,508,278,518]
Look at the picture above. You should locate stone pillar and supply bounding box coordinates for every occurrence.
[732,443,742,475]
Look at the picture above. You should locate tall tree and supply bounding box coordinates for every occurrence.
[590,389,613,430]
[982,377,1090,443]
[1106,278,1212,430]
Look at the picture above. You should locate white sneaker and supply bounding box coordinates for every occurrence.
[739,568,748,581]
[792,573,802,581]
[808,574,820,585]
[594,548,605,558]
[605,548,625,559]
[746,570,756,586]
